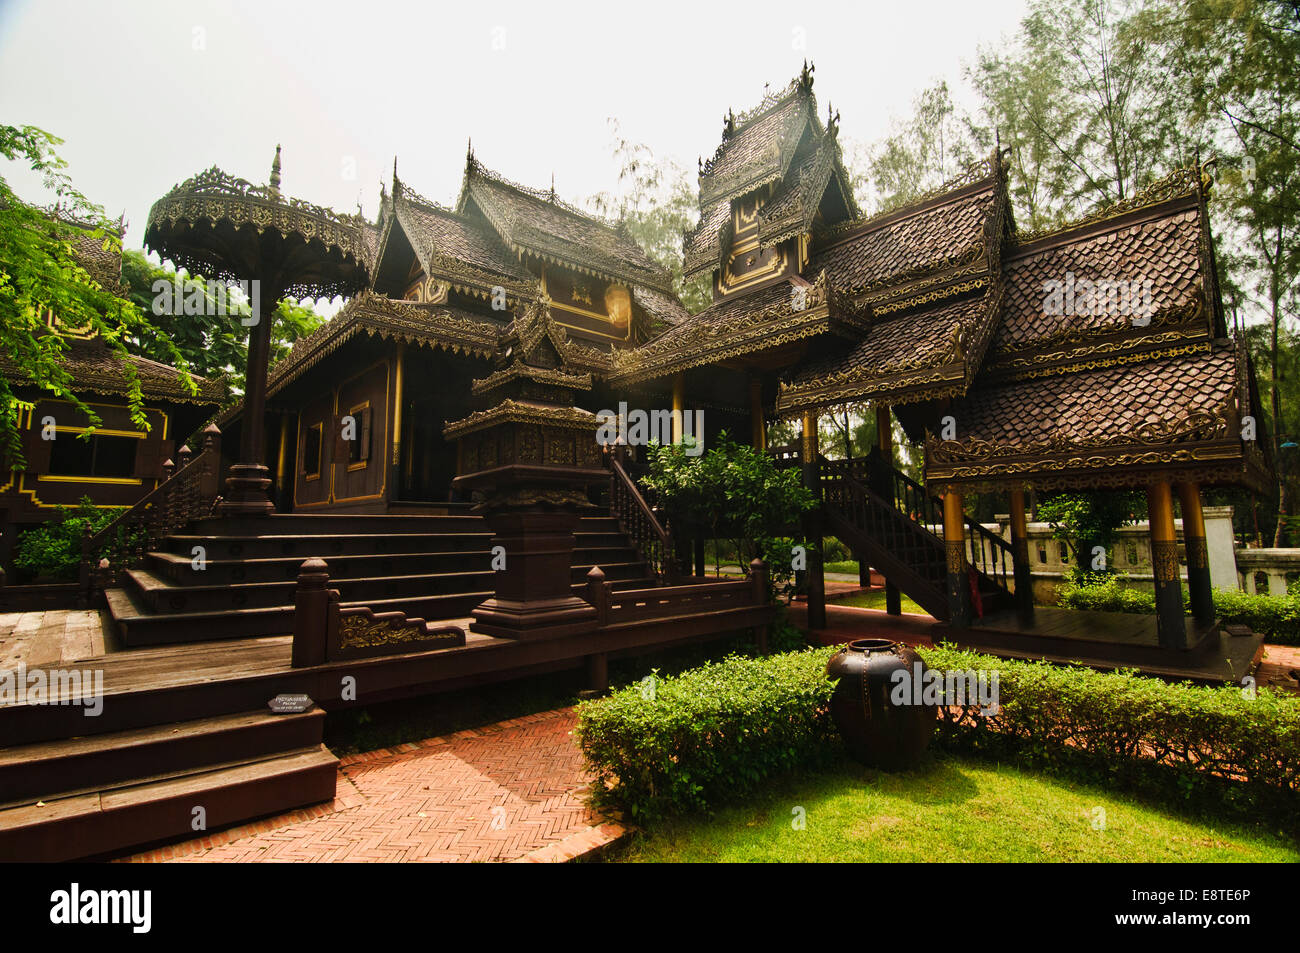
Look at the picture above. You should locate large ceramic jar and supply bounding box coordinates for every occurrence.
[825,638,935,769]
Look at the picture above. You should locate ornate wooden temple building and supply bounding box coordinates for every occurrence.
[68,61,1268,670]
[0,63,1270,860]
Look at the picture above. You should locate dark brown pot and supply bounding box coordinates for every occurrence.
[825,638,935,770]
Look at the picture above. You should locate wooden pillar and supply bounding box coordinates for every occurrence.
[1009,488,1035,622]
[218,277,279,516]
[749,376,766,450]
[581,652,609,698]
[801,410,826,629]
[875,404,902,615]
[671,371,685,444]
[943,490,972,627]
[1147,480,1188,649]
[876,404,891,452]
[1177,481,1215,625]
[391,341,405,500]
[274,414,291,511]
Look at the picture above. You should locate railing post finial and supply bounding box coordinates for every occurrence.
[292,557,331,668]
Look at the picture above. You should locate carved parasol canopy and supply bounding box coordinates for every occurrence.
[144,147,371,300]
[143,147,372,515]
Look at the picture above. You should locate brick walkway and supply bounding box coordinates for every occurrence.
[120,707,624,863]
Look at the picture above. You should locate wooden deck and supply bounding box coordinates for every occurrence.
[0,596,772,747]
[933,606,1265,683]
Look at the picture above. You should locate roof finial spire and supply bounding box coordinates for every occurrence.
[269,144,282,197]
[722,108,736,140]
[550,171,556,203]
[466,137,475,167]
[799,59,815,91]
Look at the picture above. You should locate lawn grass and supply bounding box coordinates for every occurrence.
[830,587,929,615]
[823,560,862,574]
[611,753,1298,863]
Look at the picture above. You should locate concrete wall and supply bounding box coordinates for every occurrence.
[978,505,1240,602]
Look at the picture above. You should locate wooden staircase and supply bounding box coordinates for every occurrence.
[818,451,1014,620]
[102,509,656,646]
[0,707,336,861]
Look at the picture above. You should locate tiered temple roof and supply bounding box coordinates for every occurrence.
[456,151,678,297]
[375,175,534,304]
[267,153,688,396]
[774,157,1010,408]
[920,167,1266,493]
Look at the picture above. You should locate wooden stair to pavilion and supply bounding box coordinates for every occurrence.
[103,509,656,646]
[818,453,1014,621]
[0,706,337,862]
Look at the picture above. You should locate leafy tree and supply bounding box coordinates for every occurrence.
[588,120,711,316]
[640,431,816,594]
[967,35,1075,231]
[0,124,194,468]
[1139,0,1299,542]
[119,249,327,400]
[1036,490,1145,579]
[864,80,979,213]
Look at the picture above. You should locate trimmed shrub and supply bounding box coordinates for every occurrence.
[1059,574,1300,645]
[576,648,839,821]
[576,643,1300,825]
[923,645,1300,819]
[1210,588,1300,645]
[12,497,134,582]
[1057,573,1156,614]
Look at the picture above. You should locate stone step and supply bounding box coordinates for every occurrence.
[192,513,485,535]
[144,544,646,587]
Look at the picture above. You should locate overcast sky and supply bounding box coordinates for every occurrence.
[0,0,1030,270]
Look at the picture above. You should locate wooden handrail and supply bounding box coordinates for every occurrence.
[608,453,677,584]
[819,451,1014,597]
[79,424,222,604]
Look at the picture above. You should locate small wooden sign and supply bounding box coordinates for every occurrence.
[268,693,313,714]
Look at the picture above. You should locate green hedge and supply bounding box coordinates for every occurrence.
[924,645,1300,820]
[1058,573,1157,614]
[1211,588,1300,645]
[1059,574,1300,644]
[576,644,1300,824]
[577,648,839,821]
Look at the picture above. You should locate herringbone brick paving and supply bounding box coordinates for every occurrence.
[119,707,623,863]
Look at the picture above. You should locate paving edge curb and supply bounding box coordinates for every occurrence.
[510,820,628,863]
